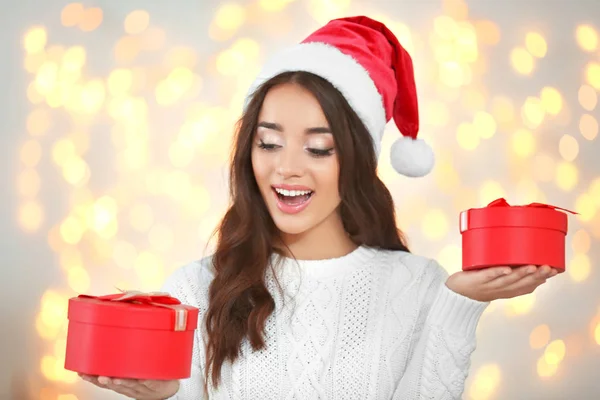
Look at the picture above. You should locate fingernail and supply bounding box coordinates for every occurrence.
[98,377,109,385]
[503,269,512,275]
[527,266,536,274]
[113,379,121,385]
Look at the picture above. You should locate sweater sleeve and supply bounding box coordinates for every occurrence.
[393,259,489,400]
[160,260,212,400]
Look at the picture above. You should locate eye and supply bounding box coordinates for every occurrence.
[258,139,280,151]
[307,148,334,157]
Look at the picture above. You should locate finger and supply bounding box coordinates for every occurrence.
[113,378,156,397]
[488,265,537,288]
[98,377,148,398]
[478,266,513,283]
[504,266,552,292]
[533,265,554,280]
[80,374,108,389]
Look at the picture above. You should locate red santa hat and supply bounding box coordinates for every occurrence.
[244,15,434,177]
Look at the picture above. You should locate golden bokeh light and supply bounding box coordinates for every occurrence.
[424,101,450,127]
[79,7,103,32]
[468,363,501,400]
[61,3,84,27]
[124,10,150,35]
[575,193,596,222]
[568,253,591,282]
[462,88,486,112]
[24,26,47,54]
[540,86,563,115]
[544,339,566,365]
[113,240,137,269]
[437,244,462,275]
[558,134,579,162]
[456,122,480,150]
[62,46,86,71]
[474,20,500,46]
[576,24,599,52]
[521,97,545,128]
[421,208,449,240]
[308,0,352,25]
[434,158,460,193]
[17,168,41,198]
[259,0,296,12]
[505,292,536,316]
[473,111,496,139]
[130,203,155,232]
[571,229,591,253]
[165,47,199,69]
[67,266,90,293]
[525,32,548,58]
[510,47,534,75]
[20,139,43,167]
[210,3,246,41]
[511,128,536,158]
[537,355,558,378]
[19,200,44,232]
[490,96,515,124]
[555,161,578,191]
[439,61,468,87]
[578,84,598,111]
[530,324,551,349]
[564,334,585,358]
[141,27,166,52]
[589,178,600,206]
[134,251,165,289]
[586,62,600,89]
[107,68,133,97]
[57,394,79,400]
[61,156,91,186]
[579,114,598,140]
[479,180,505,206]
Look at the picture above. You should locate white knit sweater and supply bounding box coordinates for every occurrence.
[161,246,489,400]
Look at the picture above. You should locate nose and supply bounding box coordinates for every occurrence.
[276,146,304,178]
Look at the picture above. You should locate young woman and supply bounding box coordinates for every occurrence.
[80,16,557,399]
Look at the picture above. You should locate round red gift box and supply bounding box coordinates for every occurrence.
[64,294,199,380]
[459,201,571,271]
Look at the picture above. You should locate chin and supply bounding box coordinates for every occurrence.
[271,215,313,236]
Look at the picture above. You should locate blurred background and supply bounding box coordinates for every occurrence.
[1,0,599,399]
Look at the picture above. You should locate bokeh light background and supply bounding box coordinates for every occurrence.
[2,0,599,398]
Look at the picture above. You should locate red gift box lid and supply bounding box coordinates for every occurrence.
[460,198,576,234]
[68,291,199,332]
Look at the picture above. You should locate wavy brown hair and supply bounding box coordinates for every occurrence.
[203,71,410,392]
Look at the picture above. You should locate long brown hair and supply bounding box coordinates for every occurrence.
[203,71,410,392]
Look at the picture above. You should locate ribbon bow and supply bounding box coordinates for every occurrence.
[487,198,578,214]
[79,289,189,331]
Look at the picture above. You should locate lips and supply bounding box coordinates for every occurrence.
[270,185,314,215]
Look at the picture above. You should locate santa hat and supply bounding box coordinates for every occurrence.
[244,15,434,177]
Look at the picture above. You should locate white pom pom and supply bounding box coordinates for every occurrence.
[389,137,435,177]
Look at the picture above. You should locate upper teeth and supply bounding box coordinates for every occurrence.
[275,188,312,197]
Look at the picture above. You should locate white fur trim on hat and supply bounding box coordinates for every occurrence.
[390,137,435,177]
[244,42,387,157]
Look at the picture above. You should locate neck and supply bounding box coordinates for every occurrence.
[277,216,357,261]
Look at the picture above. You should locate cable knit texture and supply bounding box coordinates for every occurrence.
[161,246,489,400]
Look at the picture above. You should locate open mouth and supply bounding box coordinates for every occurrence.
[272,187,314,206]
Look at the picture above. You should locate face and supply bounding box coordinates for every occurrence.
[251,83,343,238]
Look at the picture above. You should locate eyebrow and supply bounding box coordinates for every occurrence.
[257,121,331,134]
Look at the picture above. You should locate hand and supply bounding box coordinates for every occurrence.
[79,374,180,400]
[445,264,558,302]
